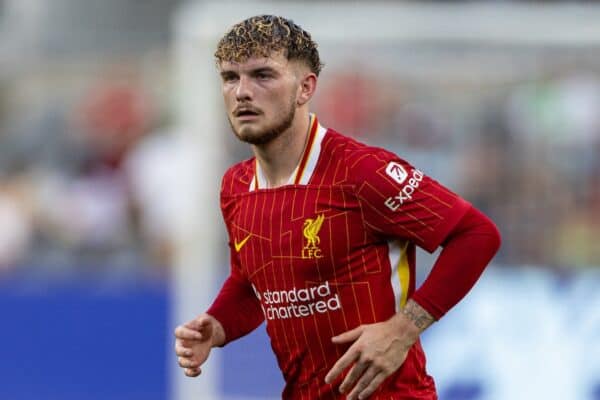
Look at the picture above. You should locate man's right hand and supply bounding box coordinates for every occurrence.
[174,314,225,377]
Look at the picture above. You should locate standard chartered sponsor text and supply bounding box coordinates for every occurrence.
[256,281,341,320]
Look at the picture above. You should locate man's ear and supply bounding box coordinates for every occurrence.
[297,72,317,106]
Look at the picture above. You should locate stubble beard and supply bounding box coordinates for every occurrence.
[229,98,296,146]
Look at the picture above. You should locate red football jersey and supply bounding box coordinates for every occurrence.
[208,115,470,399]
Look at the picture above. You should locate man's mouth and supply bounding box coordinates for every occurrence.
[234,108,261,117]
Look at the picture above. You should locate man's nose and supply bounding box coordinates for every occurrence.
[235,76,252,101]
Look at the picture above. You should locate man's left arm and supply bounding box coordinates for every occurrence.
[325,206,501,400]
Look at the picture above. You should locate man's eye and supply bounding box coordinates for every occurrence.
[257,73,271,80]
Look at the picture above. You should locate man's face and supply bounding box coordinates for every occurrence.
[219,52,301,145]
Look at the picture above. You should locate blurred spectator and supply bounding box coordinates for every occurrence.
[125,127,196,269]
[75,73,152,171]
[0,173,34,270]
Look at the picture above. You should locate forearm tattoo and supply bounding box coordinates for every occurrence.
[401,300,435,331]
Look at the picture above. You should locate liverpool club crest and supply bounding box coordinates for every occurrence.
[302,214,325,259]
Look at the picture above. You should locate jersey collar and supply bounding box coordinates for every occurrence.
[250,114,326,191]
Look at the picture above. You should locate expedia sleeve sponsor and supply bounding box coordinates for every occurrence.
[384,169,424,212]
[385,161,408,184]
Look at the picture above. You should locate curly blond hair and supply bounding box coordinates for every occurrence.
[215,15,323,75]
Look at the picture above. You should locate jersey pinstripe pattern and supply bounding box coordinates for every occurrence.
[218,116,470,399]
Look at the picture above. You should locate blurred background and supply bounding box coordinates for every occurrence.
[0,1,599,399]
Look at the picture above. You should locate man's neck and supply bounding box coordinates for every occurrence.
[252,111,311,188]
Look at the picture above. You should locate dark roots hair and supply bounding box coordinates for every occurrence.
[215,15,323,75]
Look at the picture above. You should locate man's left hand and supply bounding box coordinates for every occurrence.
[325,300,433,400]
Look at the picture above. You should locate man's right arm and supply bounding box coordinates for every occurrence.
[174,251,264,378]
[175,168,266,376]
[209,168,266,344]
[206,269,265,345]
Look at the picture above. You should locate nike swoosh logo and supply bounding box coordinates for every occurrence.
[234,234,252,252]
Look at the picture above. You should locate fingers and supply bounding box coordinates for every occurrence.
[324,344,360,384]
[174,325,203,341]
[325,325,366,384]
[338,360,368,394]
[175,344,204,379]
[179,338,195,349]
[186,317,212,331]
[345,365,378,399]
[174,344,193,358]
[178,356,199,368]
[331,325,364,344]
[174,316,216,379]
[328,354,391,399]
[184,367,201,377]
[175,342,201,371]
[350,371,387,400]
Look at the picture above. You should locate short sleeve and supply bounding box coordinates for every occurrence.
[351,149,470,253]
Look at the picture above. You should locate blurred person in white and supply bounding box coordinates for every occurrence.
[125,125,197,269]
[0,173,34,270]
